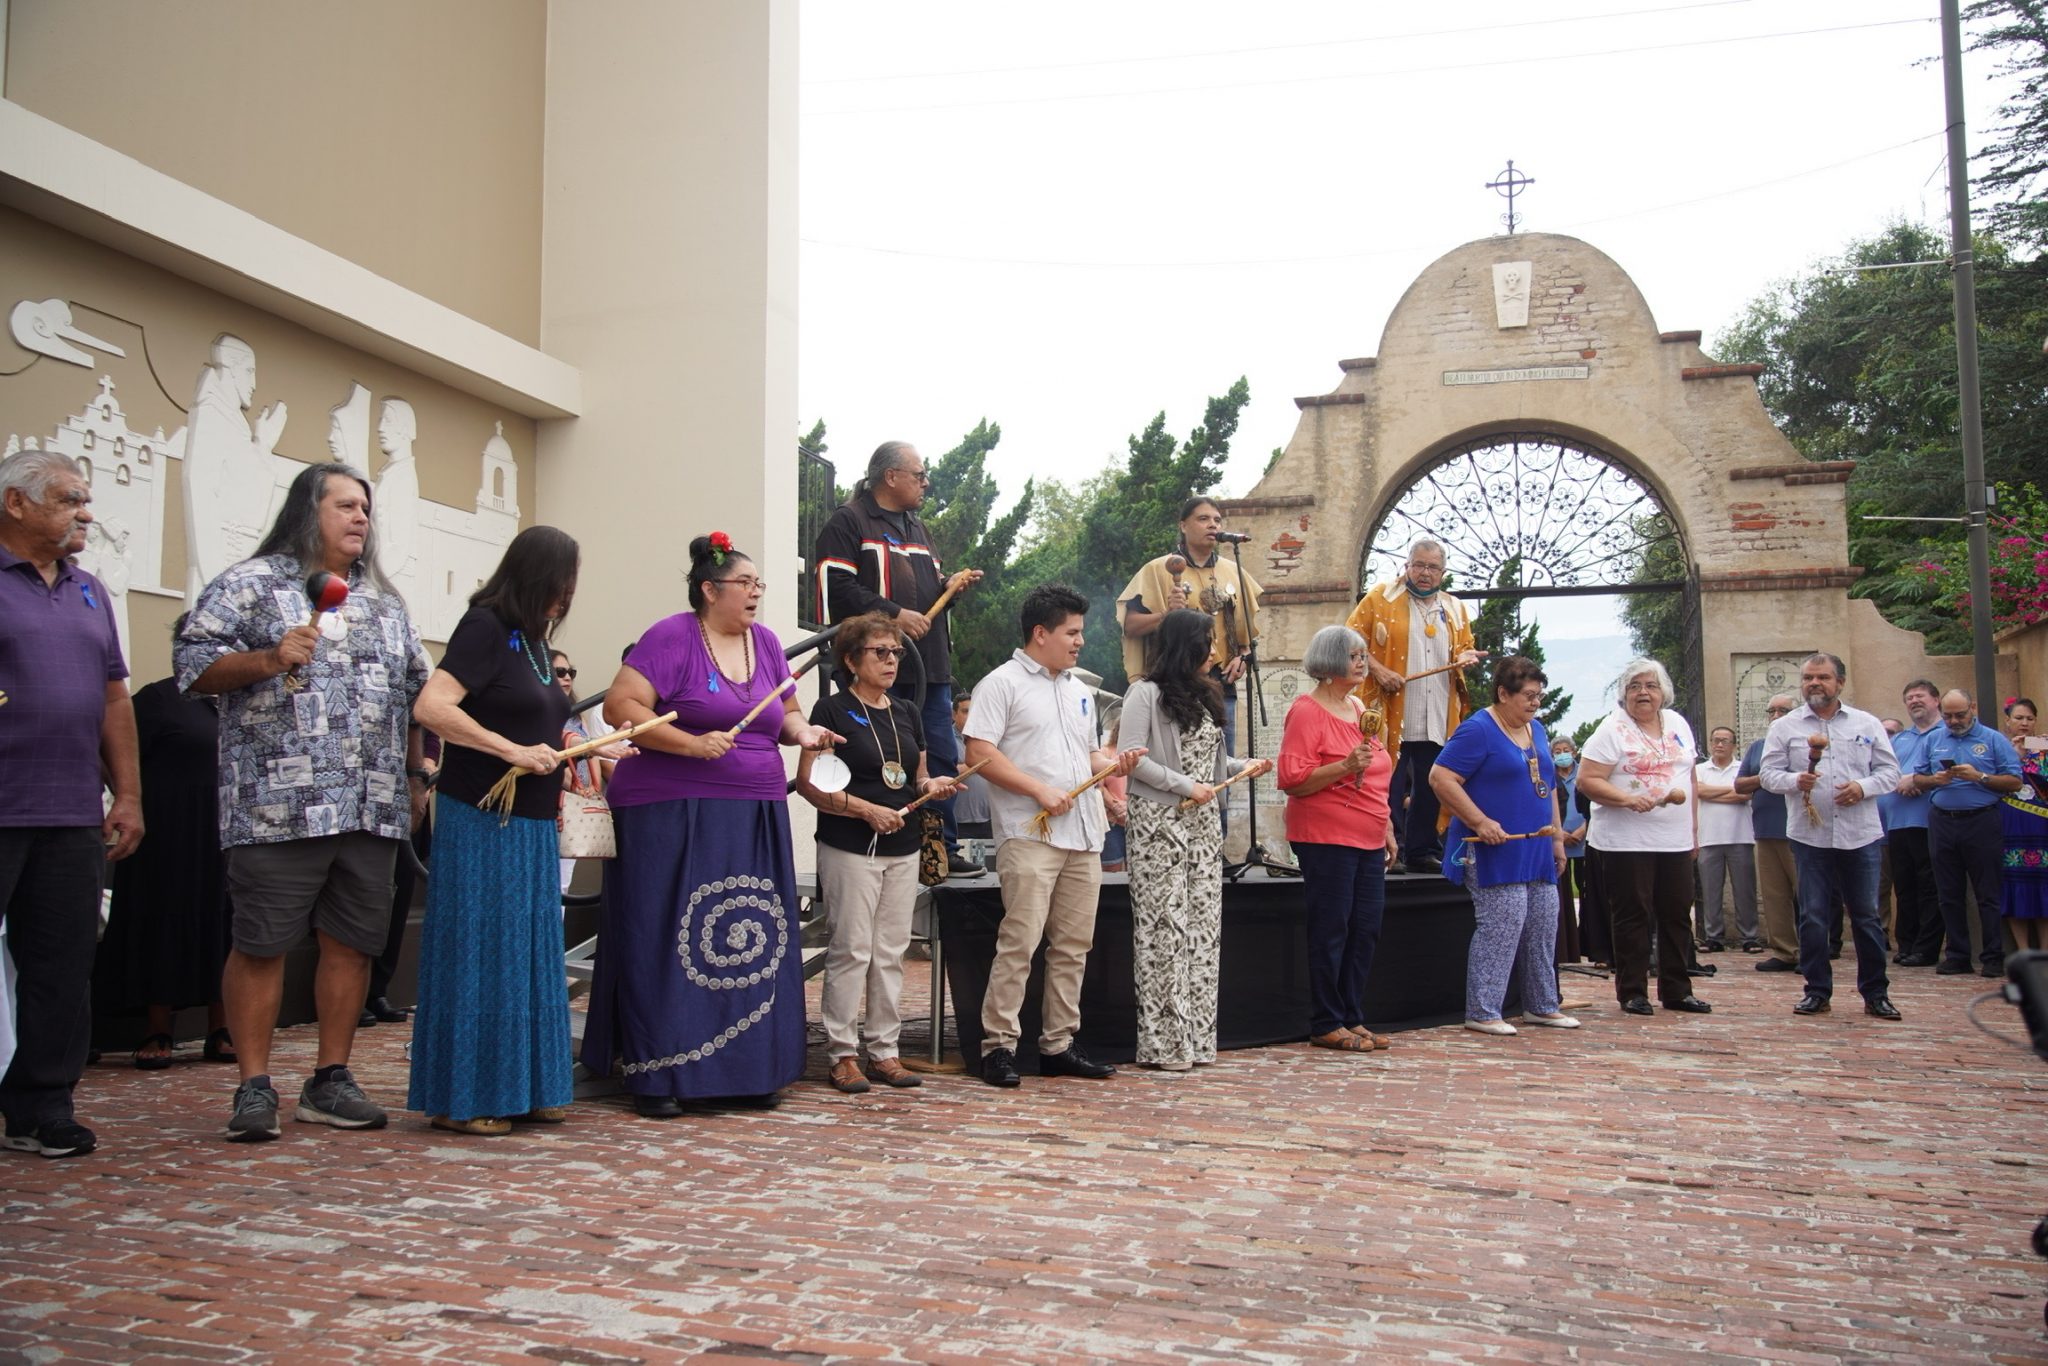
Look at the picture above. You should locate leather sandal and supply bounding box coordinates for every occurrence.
[202,1028,237,1064]
[132,1033,174,1071]
[430,1115,512,1136]
[1309,1030,1375,1053]
[1348,1026,1393,1050]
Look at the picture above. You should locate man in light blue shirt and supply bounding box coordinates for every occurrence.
[1881,680,1943,966]
[1915,689,2024,977]
[1760,653,1900,1019]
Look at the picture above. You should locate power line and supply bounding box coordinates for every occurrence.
[805,16,1935,117]
[807,0,1771,86]
[800,132,1946,269]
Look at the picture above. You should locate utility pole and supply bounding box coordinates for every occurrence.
[1940,0,1999,710]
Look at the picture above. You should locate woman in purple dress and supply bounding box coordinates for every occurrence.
[582,534,841,1117]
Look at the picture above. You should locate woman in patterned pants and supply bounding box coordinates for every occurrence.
[1122,610,1268,1071]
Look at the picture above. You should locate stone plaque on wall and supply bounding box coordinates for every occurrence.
[1733,653,1809,744]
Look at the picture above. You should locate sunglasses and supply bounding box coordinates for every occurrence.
[555,667,577,680]
[859,645,907,661]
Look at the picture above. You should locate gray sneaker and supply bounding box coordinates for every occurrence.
[225,1078,281,1142]
[294,1067,388,1130]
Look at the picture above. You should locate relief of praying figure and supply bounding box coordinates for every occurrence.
[326,381,372,466]
[180,334,286,599]
[373,397,421,598]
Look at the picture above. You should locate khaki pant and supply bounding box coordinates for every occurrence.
[1755,837,1798,964]
[816,843,920,1061]
[982,839,1102,1056]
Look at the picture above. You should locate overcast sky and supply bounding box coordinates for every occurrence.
[797,1,2021,724]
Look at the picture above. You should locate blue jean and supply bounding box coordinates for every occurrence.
[1293,842,1386,1035]
[893,679,960,855]
[1791,840,1888,1000]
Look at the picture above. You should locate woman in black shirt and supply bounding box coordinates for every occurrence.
[796,611,958,1093]
[408,526,577,1135]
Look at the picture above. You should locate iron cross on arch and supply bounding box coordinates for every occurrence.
[1486,161,1535,235]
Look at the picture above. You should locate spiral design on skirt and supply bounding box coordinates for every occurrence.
[677,874,789,990]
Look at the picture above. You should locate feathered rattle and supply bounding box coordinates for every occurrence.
[1801,733,1830,824]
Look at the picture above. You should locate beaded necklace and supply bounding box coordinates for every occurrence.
[507,628,554,685]
[698,615,755,699]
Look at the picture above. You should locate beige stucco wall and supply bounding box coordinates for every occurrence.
[535,1,800,672]
[1997,619,2048,708]
[5,0,546,343]
[0,205,537,683]
[1229,232,1969,742]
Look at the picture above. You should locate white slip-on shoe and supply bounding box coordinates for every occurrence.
[1525,1013,1582,1029]
[1463,1018,1517,1036]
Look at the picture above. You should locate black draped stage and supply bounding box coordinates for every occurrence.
[936,869,1525,1072]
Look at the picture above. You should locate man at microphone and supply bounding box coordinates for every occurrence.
[1117,497,1262,756]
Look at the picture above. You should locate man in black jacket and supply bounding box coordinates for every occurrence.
[814,441,983,873]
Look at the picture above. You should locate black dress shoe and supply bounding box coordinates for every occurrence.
[1664,996,1713,1014]
[1621,997,1655,1016]
[1895,953,1936,968]
[1980,958,2006,979]
[356,1007,378,1028]
[1793,993,1831,1015]
[1865,996,1902,1020]
[1755,957,1797,973]
[1689,962,1718,977]
[366,995,410,1023]
[1935,958,1973,975]
[946,855,986,878]
[1038,1044,1116,1079]
[980,1047,1021,1088]
[633,1094,684,1119]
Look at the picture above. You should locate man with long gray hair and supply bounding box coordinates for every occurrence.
[176,462,431,1142]
[0,449,144,1158]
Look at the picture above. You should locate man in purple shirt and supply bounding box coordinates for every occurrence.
[0,449,144,1159]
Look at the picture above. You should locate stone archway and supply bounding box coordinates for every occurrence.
[1222,232,1970,750]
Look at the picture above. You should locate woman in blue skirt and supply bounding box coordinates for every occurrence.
[584,533,842,1118]
[409,526,579,1134]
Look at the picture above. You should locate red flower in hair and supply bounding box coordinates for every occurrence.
[708,530,733,566]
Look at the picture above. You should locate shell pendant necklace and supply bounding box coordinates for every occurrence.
[854,689,907,789]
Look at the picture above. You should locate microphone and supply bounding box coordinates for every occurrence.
[1214,530,1252,544]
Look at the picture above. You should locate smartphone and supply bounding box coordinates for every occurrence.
[1939,758,1956,770]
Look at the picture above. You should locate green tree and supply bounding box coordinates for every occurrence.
[1618,513,1694,722]
[1713,220,2048,653]
[1966,0,2048,247]
[1465,555,1573,729]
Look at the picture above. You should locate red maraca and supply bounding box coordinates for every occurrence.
[285,571,350,691]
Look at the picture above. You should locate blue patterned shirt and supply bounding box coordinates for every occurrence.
[175,554,430,847]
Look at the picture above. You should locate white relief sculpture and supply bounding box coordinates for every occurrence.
[76,517,134,652]
[181,334,289,599]
[373,398,422,599]
[9,299,126,367]
[13,343,518,644]
[1492,261,1532,329]
[5,377,180,641]
[326,381,372,465]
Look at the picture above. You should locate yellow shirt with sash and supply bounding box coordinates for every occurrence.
[1116,550,1261,684]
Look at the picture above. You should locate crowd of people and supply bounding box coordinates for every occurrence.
[2,442,2043,1158]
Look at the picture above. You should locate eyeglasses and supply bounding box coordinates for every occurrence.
[710,577,767,594]
[895,467,931,484]
[1524,748,1550,800]
[555,667,577,680]
[859,645,908,661]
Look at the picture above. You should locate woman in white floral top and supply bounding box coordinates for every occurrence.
[1575,658,1709,1019]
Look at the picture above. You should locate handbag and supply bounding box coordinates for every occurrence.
[558,762,616,860]
[917,807,948,886]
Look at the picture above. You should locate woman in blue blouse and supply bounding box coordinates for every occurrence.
[1427,656,1579,1036]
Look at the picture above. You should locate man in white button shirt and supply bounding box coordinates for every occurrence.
[964,585,1145,1089]
[1694,725,1758,953]
[1760,653,1902,1020]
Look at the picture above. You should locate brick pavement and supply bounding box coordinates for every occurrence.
[3,958,2045,1363]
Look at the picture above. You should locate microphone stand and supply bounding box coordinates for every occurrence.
[1220,535,1298,881]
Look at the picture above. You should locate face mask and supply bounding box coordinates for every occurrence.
[1554,755,1575,770]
